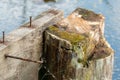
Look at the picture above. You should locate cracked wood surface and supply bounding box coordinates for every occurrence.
[41,8,114,80]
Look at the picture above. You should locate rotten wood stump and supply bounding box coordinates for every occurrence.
[40,8,114,80]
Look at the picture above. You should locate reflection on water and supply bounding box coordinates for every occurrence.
[44,0,56,2]
[103,0,111,5]
[0,0,119,80]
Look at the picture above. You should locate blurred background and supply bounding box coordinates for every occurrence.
[0,0,119,80]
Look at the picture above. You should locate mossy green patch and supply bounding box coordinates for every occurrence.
[85,70,91,80]
[48,26,86,45]
[48,26,95,67]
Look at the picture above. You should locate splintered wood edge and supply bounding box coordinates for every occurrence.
[45,31,72,46]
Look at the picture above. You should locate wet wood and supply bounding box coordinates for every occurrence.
[40,8,114,80]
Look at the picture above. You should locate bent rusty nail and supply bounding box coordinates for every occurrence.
[5,54,43,64]
[30,16,32,27]
[2,31,5,43]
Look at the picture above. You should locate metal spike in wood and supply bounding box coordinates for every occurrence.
[30,16,32,27]
[3,31,5,43]
[5,54,43,64]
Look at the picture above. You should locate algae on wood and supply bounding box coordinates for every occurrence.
[48,26,96,64]
[42,27,90,80]
[40,8,114,80]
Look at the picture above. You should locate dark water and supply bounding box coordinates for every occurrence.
[0,0,119,79]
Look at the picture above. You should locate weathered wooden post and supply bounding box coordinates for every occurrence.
[41,8,114,80]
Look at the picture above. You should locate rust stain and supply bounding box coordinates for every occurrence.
[5,54,43,64]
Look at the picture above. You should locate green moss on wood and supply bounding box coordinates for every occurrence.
[85,70,91,80]
[47,26,95,67]
[48,26,86,45]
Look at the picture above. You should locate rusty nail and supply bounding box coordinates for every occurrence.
[2,31,5,43]
[5,54,43,64]
[30,16,32,27]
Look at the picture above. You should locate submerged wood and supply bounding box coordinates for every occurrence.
[41,8,114,80]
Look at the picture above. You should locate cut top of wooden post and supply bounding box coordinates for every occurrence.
[57,8,105,43]
[46,25,96,66]
[45,7,113,63]
[71,8,105,34]
[73,8,104,21]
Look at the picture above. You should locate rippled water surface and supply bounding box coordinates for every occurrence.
[0,0,119,79]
